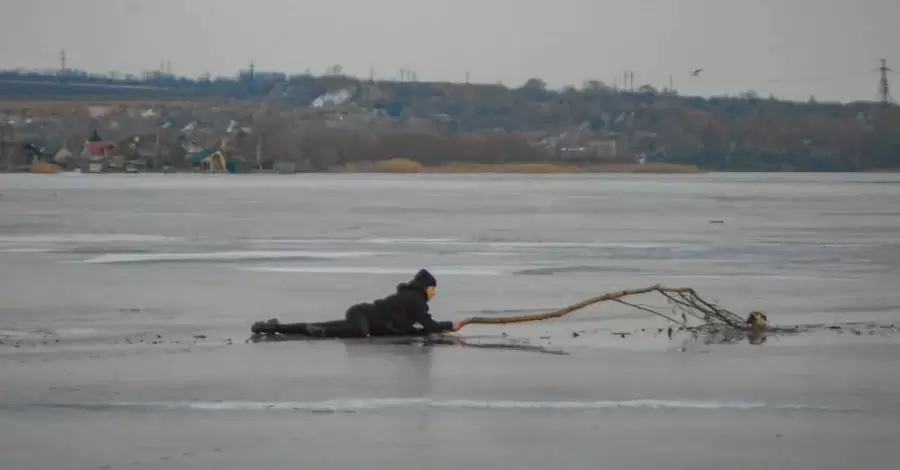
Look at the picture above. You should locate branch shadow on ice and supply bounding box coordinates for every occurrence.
[244,323,900,356]
[246,332,570,356]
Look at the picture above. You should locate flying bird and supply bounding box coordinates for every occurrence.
[691,68,704,76]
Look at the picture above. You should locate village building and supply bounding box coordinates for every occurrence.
[78,130,117,172]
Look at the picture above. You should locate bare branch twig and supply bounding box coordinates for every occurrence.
[456,285,752,331]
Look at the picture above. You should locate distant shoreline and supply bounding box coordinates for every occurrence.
[337,159,706,174]
[14,159,900,176]
[8,160,706,175]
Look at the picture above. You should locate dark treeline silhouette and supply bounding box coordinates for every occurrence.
[2,68,899,171]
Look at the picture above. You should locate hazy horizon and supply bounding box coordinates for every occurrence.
[2,0,899,103]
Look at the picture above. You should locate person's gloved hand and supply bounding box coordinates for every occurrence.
[435,321,465,333]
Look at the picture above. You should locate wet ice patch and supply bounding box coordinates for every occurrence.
[362,237,464,245]
[249,237,685,250]
[235,266,505,276]
[0,233,183,244]
[515,265,643,276]
[0,327,104,340]
[0,233,188,255]
[0,248,54,253]
[81,250,378,264]
[31,398,851,414]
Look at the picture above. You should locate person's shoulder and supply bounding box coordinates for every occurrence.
[395,285,427,303]
[395,288,421,301]
[374,289,400,303]
[376,284,413,302]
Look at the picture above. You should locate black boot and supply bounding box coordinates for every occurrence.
[251,318,280,335]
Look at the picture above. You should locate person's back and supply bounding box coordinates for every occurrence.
[369,276,444,334]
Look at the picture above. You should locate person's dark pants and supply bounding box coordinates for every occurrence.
[258,304,411,338]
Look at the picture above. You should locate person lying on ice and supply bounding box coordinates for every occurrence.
[251,268,460,338]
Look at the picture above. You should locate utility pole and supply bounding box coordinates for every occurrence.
[1,124,14,171]
[622,71,634,91]
[399,67,416,82]
[0,125,6,171]
[877,59,894,105]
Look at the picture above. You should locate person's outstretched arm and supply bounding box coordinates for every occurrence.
[404,294,453,333]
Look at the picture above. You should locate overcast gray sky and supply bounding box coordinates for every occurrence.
[2,0,898,102]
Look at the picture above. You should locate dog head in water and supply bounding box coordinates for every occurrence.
[746,311,768,330]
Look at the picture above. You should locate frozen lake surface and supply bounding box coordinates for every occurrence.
[2,172,900,469]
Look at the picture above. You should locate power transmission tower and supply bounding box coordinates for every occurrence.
[59,49,66,76]
[877,59,894,105]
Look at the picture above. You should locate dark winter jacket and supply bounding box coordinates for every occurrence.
[370,282,451,334]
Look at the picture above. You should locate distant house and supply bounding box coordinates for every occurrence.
[274,159,296,174]
[22,143,47,161]
[188,148,228,172]
[627,131,665,162]
[119,134,167,169]
[78,130,117,173]
[182,139,214,170]
[81,130,117,156]
[53,147,72,164]
[181,139,206,158]
[587,139,617,158]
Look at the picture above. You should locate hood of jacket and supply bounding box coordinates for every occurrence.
[395,281,429,301]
